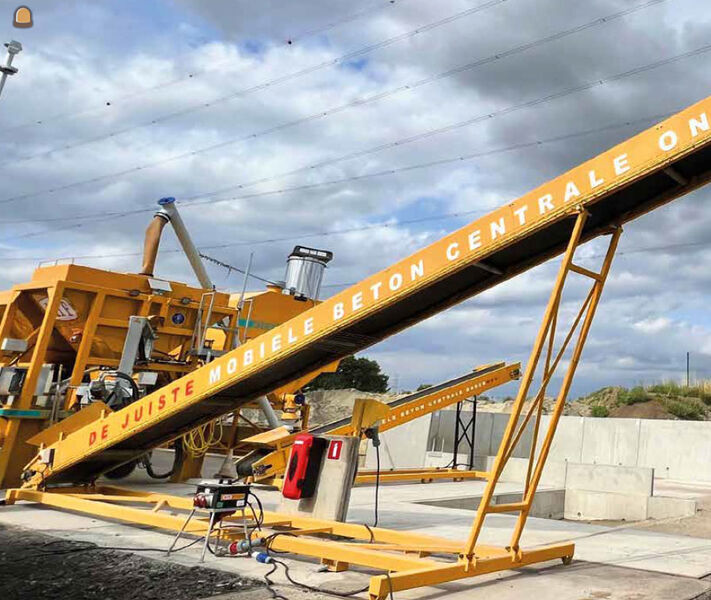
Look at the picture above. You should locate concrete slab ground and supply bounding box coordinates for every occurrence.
[2,452,710,600]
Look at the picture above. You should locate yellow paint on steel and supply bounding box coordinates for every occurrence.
[25,96,711,486]
[5,485,574,600]
[366,543,574,599]
[250,362,518,483]
[332,363,520,437]
[355,468,489,485]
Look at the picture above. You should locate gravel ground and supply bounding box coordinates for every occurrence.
[0,523,260,600]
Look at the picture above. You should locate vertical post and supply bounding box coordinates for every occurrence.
[453,401,461,469]
[469,398,476,470]
[461,211,589,558]
[686,352,690,387]
[0,291,20,348]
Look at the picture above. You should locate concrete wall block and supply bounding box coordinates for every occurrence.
[415,489,565,520]
[566,462,653,495]
[581,417,640,466]
[490,413,534,458]
[494,490,566,519]
[380,407,711,486]
[564,489,648,521]
[539,415,585,463]
[475,412,495,456]
[647,495,697,520]
[425,410,494,456]
[422,452,488,471]
[637,420,711,482]
[481,455,567,487]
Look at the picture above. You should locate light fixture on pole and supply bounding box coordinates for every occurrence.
[0,40,23,100]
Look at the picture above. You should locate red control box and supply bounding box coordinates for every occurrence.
[282,433,327,500]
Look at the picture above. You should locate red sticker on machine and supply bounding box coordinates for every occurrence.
[327,440,342,460]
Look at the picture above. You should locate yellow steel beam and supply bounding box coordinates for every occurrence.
[329,362,520,437]
[25,95,711,487]
[5,486,574,600]
[355,468,489,485]
[0,284,64,488]
[367,543,574,600]
[251,362,518,482]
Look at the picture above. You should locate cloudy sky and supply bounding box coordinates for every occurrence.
[0,0,709,397]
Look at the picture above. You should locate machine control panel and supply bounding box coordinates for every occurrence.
[193,481,249,512]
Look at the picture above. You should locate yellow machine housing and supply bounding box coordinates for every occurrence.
[0,263,327,487]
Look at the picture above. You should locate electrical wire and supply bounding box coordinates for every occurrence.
[3,209,709,283]
[0,0,508,165]
[199,253,278,285]
[263,561,291,600]
[1,0,664,170]
[248,491,265,529]
[272,559,374,598]
[373,443,381,528]
[0,0,412,137]
[182,420,224,458]
[141,440,184,479]
[0,5,684,213]
[0,111,672,246]
[1,45,702,236]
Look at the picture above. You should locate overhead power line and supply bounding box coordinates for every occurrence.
[0,0,508,165]
[322,239,711,289]
[0,0,411,136]
[3,222,708,295]
[0,110,693,261]
[0,0,666,205]
[199,253,276,285]
[0,209,682,263]
[0,112,667,241]
[172,44,709,205]
[0,38,700,212]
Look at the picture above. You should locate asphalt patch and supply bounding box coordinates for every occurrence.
[0,522,260,600]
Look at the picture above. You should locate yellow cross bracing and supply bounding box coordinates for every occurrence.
[7,96,711,598]
[246,361,520,485]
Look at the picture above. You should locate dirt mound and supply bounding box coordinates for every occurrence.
[305,388,397,427]
[477,396,587,417]
[574,384,710,421]
[299,383,710,425]
[608,398,671,419]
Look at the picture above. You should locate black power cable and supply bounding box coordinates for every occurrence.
[374,443,381,528]
[364,427,382,527]
[271,558,390,599]
[142,440,184,479]
[263,561,290,600]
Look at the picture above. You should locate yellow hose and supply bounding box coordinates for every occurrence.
[181,419,224,457]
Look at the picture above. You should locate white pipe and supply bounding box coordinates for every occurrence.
[256,396,282,430]
[156,197,213,289]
